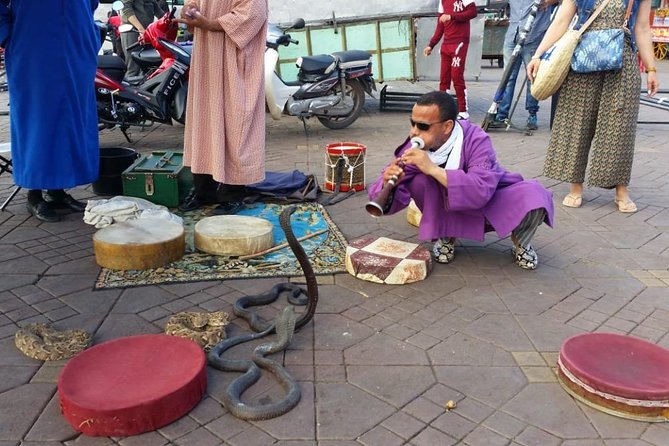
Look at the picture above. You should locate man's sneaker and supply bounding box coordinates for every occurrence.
[457,111,470,120]
[432,237,456,264]
[527,114,538,130]
[515,244,538,270]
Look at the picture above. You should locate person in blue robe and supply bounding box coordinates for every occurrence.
[0,0,100,222]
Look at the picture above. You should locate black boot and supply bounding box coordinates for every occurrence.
[26,189,60,222]
[178,174,219,212]
[44,189,87,212]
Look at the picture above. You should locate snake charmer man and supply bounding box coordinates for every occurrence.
[368,91,554,270]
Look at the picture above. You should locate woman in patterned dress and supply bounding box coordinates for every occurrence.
[527,0,658,213]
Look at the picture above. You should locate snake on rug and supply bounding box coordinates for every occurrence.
[207,206,319,420]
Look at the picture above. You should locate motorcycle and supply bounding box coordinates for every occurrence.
[96,7,189,142]
[265,19,376,130]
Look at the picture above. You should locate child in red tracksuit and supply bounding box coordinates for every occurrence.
[423,0,477,120]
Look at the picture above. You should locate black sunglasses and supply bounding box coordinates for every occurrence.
[409,118,447,131]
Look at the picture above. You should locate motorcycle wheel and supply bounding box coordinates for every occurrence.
[317,79,365,130]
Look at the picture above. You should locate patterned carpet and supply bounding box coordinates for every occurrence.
[94,202,348,289]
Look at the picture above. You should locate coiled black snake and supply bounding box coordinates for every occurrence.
[207,206,319,420]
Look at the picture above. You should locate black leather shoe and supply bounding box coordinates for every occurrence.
[26,200,60,222]
[178,188,205,212]
[211,201,243,215]
[44,191,87,212]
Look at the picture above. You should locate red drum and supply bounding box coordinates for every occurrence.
[58,334,206,436]
[557,333,669,421]
[324,142,366,192]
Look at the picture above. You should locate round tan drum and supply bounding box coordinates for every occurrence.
[194,215,273,256]
[346,235,432,285]
[407,199,422,228]
[93,218,185,270]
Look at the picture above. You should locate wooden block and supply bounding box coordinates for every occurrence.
[407,199,422,227]
[194,215,273,256]
[93,218,185,270]
[346,236,432,285]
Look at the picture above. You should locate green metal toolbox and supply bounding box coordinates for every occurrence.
[121,151,193,208]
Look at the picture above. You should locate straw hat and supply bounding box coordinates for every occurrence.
[531,30,581,101]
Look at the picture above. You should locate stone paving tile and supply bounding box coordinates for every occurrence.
[483,410,527,439]
[316,382,395,440]
[430,411,476,441]
[503,383,598,439]
[0,365,38,393]
[357,425,404,446]
[0,383,56,441]
[520,366,557,383]
[515,425,561,446]
[253,384,315,440]
[226,426,276,446]
[173,426,222,446]
[24,394,77,442]
[313,314,374,351]
[462,425,510,446]
[463,314,534,351]
[434,366,527,408]
[345,332,429,366]
[347,366,435,407]
[381,411,426,441]
[408,426,457,446]
[117,431,169,446]
[429,332,513,366]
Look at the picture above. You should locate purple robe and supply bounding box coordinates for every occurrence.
[368,120,554,241]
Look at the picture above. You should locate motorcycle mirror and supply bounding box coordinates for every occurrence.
[118,24,134,33]
[111,0,124,12]
[291,18,306,30]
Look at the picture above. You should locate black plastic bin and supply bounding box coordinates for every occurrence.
[93,147,139,196]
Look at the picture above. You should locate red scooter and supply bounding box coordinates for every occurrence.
[96,7,189,142]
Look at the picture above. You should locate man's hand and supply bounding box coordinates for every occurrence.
[401,148,436,176]
[423,46,433,57]
[177,8,218,31]
[439,14,452,23]
[180,2,198,19]
[382,159,405,185]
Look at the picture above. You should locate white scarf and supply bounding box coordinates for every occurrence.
[427,121,463,169]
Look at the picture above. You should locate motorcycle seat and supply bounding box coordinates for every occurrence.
[97,55,127,83]
[331,50,372,70]
[297,54,336,75]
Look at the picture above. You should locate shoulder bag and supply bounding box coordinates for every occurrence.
[571,0,634,73]
[530,0,614,101]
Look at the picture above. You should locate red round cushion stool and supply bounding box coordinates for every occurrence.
[557,333,669,422]
[58,334,207,436]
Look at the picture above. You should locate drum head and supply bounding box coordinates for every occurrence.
[58,334,206,436]
[558,333,669,421]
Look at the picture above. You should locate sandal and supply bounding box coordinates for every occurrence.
[614,198,637,213]
[562,194,582,208]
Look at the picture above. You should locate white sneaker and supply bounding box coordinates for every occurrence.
[457,112,470,120]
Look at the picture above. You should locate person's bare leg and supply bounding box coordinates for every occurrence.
[614,185,637,213]
[562,182,583,208]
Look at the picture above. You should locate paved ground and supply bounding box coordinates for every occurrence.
[0,60,668,446]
